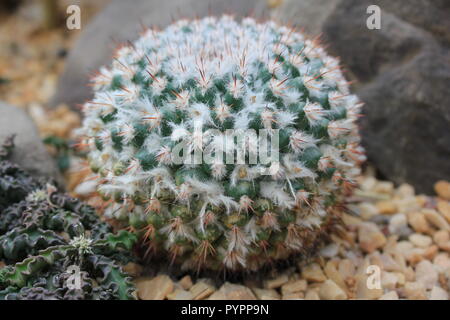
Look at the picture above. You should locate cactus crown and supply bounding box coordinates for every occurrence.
[80,15,365,271]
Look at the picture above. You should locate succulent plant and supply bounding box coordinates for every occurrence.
[0,137,137,300]
[78,16,365,271]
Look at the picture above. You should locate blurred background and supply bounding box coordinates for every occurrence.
[0,0,449,196]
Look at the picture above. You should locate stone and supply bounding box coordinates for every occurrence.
[423,209,450,231]
[429,286,449,300]
[358,222,387,253]
[409,234,432,248]
[320,243,339,258]
[433,253,450,272]
[179,275,193,290]
[319,280,347,300]
[122,262,143,277]
[435,181,450,200]
[282,292,304,300]
[305,290,320,300]
[355,274,383,300]
[51,0,268,110]
[0,102,63,185]
[190,281,216,300]
[323,261,347,292]
[281,279,307,295]
[252,288,281,300]
[381,272,399,291]
[388,213,408,235]
[403,282,427,300]
[376,201,397,215]
[415,260,438,290]
[379,291,399,300]
[408,212,432,234]
[437,200,450,223]
[396,184,415,198]
[301,263,327,283]
[167,289,194,300]
[264,274,289,289]
[135,275,174,300]
[210,282,256,300]
[433,230,450,250]
[373,182,395,195]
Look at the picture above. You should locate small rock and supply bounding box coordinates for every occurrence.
[358,202,379,220]
[179,275,193,290]
[122,262,143,277]
[355,274,383,300]
[135,275,174,300]
[415,260,438,290]
[301,263,327,283]
[167,289,194,300]
[433,230,450,250]
[374,181,395,195]
[423,209,450,230]
[381,271,399,290]
[396,184,415,198]
[379,291,399,300]
[319,280,347,300]
[320,243,339,258]
[324,261,347,292]
[403,282,427,300]
[338,259,356,279]
[376,201,397,215]
[388,213,408,235]
[305,290,320,300]
[358,222,387,253]
[252,288,281,300]
[190,281,216,300]
[433,253,450,272]
[282,292,305,300]
[211,282,256,300]
[408,212,431,233]
[435,181,450,200]
[409,234,432,248]
[437,200,450,223]
[264,274,289,289]
[281,279,307,295]
[429,286,449,300]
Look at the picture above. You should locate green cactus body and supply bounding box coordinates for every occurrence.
[79,16,365,271]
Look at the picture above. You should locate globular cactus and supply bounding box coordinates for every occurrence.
[0,137,137,300]
[78,16,365,271]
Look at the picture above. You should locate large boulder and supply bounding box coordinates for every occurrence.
[273,0,450,193]
[0,102,64,186]
[50,0,268,109]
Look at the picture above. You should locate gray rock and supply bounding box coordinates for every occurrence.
[274,0,450,193]
[50,0,268,109]
[0,102,64,186]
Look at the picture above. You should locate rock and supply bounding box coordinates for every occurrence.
[0,102,63,185]
[167,289,194,300]
[320,243,339,259]
[51,0,268,110]
[376,201,397,215]
[319,280,347,300]
[358,222,387,253]
[273,0,450,194]
[408,212,432,234]
[373,182,395,195]
[305,290,320,300]
[355,274,383,300]
[433,231,450,251]
[379,291,399,300]
[381,272,399,291]
[264,274,289,289]
[409,234,432,248]
[281,279,307,295]
[122,262,143,277]
[252,288,281,300]
[282,292,304,300]
[415,260,438,290]
[396,184,415,198]
[433,253,450,272]
[437,200,450,223]
[210,283,256,300]
[301,263,327,283]
[179,275,193,290]
[435,181,450,200]
[388,213,408,235]
[403,282,427,300]
[429,286,449,300]
[323,261,347,292]
[135,275,174,300]
[423,209,450,231]
[190,281,216,300]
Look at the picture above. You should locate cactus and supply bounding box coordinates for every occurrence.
[0,137,137,300]
[78,16,365,271]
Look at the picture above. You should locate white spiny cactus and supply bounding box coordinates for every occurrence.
[78,15,365,271]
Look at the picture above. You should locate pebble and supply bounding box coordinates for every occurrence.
[210,282,256,300]
[407,212,431,233]
[374,181,394,195]
[388,213,408,235]
[264,274,289,289]
[409,233,432,248]
[433,253,450,272]
[433,230,450,251]
[355,274,383,300]
[190,281,216,300]
[403,282,427,300]
[252,288,281,300]
[319,280,347,300]
[281,279,307,295]
[437,200,450,222]
[179,275,193,290]
[396,184,415,198]
[167,289,194,300]
[358,203,379,220]
[379,291,399,300]
[135,275,174,300]
[358,222,387,253]
[376,200,397,215]
[429,286,449,300]
[381,271,399,290]
[305,290,321,300]
[435,181,450,200]
[415,260,438,290]
[282,292,305,300]
[301,263,327,282]
[423,209,450,231]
